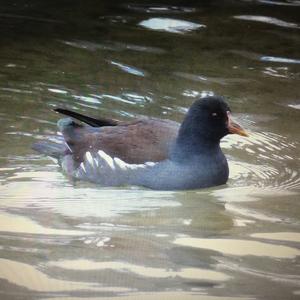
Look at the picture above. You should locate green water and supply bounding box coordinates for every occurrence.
[0,1,299,299]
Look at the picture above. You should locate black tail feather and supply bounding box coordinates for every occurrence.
[54,108,118,127]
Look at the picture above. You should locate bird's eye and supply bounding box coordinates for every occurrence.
[212,112,218,117]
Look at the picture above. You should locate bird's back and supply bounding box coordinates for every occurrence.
[59,117,180,164]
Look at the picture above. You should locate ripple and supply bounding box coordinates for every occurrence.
[139,18,205,34]
[181,90,214,99]
[62,39,117,51]
[288,103,300,110]
[261,56,300,64]
[101,94,132,104]
[174,237,300,258]
[5,63,26,68]
[40,293,254,300]
[100,92,152,105]
[83,236,112,247]
[62,39,165,54]
[115,42,165,54]
[262,67,290,78]
[225,202,285,223]
[126,4,196,13]
[109,60,146,77]
[258,0,300,6]
[0,259,129,292]
[48,88,68,94]
[251,232,300,243]
[0,211,93,236]
[219,258,300,287]
[0,181,179,218]
[121,92,153,104]
[0,13,63,24]
[229,49,262,61]
[231,50,300,70]
[249,132,297,154]
[73,94,101,104]
[174,72,250,85]
[229,160,282,187]
[182,89,201,98]
[233,15,299,29]
[37,82,75,95]
[246,133,300,189]
[48,259,230,281]
[224,130,291,154]
[213,186,294,203]
[98,15,132,25]
[0,87,34,94]
[77,222,134,231]
[224,130,300,190]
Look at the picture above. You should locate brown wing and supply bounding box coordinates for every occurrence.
[64,118,180,164]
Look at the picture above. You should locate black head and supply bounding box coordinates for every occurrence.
[172,96,247,159]
[185,96,231,141]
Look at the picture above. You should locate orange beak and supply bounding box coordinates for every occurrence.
[227,112,249,137]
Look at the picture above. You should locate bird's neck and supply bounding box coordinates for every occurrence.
[170,122,222,162]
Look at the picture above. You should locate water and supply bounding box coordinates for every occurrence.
[0,0,299,299]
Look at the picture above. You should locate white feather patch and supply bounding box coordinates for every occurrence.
[97,150,115,170]
[64,141,72,153]
[80,162,86,173]
[86,152,94,166]
[73,150,158,186]
[113,157,127,171]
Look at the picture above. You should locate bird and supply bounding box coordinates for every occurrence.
[32,96,248,190]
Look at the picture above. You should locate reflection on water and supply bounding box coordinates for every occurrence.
[260,56,300,64]
[0,0,300,299]
[63,39,166,54]
[126,4,197,14]
[258,0,300,6]
[174,72,250,86]
[41,294,254,300]
[222,130,300,190]
[233,15,299,29]
[110,61,146,77]
[0,212,94,236]
[288,103,300,110]
[0,13,64,24]
[0,259,132,293]
[139,18,205,33]
[0,181,179,218]
[251,232,300,242]
[174,237,300,258]
[48,259,231,281]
